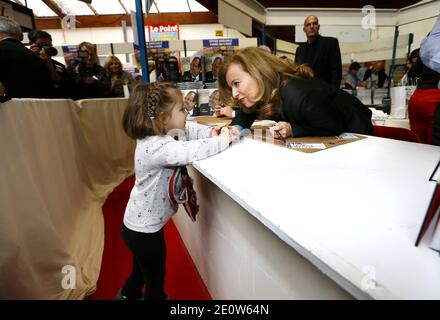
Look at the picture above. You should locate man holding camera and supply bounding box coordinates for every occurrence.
[28,29,73,98]
[67,41,111,99]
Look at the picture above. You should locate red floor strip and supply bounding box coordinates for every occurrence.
[86,175,211,300]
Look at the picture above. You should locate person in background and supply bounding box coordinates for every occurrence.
[205,56,223,83]
[0,16,53,101]
[295,15,342,88]
[344,62,361,89]
[419,14,440,145]
[400,49,420,86]
[118,82,237,300]
[420,15,440,76]
[408,34,440,144]
[181,56,202,82]
[183,91,197,116]
[104,55,134,97]
[68,41,111,99]
[28,29,74,98]
[361,61,388,88]
[217,47,372,138]
[148,59,156,83]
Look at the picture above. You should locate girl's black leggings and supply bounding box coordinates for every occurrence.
[121,223,167,300]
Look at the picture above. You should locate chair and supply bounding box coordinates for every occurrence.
[373,125,421,143]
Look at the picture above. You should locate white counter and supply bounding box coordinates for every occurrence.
[173,135,440,299]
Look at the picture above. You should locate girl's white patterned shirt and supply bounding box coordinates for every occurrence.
[123,122,230,233]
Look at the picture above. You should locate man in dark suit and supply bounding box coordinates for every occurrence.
[205,56,223,83]
[295,16,342,88]
[181,56,202,82]
[0,16,53,101]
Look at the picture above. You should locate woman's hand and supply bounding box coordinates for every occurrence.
[269,121,292,139]
[220,105,234,118]
[215,105,234,118]
[214,104,223,117]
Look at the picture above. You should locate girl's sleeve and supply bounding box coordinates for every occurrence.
[149,135,230,167]
[185,121,213,140]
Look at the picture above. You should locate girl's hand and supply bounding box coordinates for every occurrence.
[220,126,240,144]
[269,121,292,139]
[211,123,228,136]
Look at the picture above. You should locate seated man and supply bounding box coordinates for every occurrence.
[205,56,223,83]
[181,56,202,82]
[362,61,388,88]
[68,41,111,99]
[344,62,361,89]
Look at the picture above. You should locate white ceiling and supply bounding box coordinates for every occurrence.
[12,0,209,17]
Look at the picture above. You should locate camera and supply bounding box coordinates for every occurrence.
[77,50,89,59]
[37,44,58,57]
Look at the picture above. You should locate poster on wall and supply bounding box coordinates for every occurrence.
[61,45,80,69]
[147,24,181,79]
[201,38,239,84]
[148,23,180,41]
[137,41,180,82]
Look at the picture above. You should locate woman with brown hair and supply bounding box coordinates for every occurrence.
[104,55,135,97]
[217,47,372,138]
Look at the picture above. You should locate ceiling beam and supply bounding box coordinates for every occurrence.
[87,4,98,15]
[35,12,219,29]
[118,0,129,15]
[186,0,191,13]
[41,0,65,18]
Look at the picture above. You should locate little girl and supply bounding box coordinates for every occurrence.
[118,82,236,300]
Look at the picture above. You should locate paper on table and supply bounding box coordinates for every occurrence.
[390,86,406,119]
[288,142,326,149]
[252,120,277,127]
[338,133,359,140]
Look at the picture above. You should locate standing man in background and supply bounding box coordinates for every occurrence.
[295,15,342,88]
[0,16,53,101]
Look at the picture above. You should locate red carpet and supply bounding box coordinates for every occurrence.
[86,175,211,300]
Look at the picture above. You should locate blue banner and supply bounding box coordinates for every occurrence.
[202,38,239,47]
[146,41,170,49]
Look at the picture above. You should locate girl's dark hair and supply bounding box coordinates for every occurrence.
[122,82,180,139]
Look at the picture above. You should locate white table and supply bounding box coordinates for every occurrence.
[173,135,440,299]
